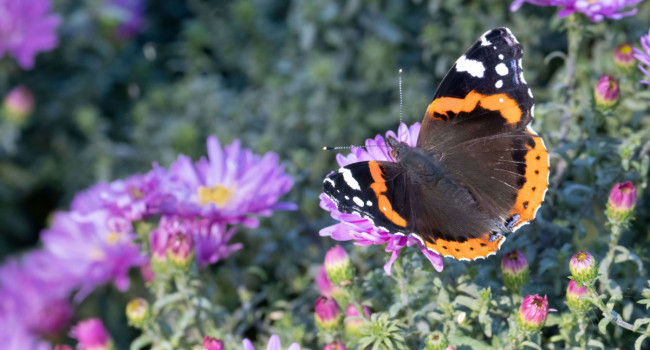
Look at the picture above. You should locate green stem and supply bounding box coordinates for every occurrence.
[577,315,587,350]
[558,14,582,144]
[587,285,643,334]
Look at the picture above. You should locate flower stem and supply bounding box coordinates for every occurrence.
[558,14,582,144]
[587,285,643,334]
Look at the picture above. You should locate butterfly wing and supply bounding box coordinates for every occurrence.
[412,28,548,259]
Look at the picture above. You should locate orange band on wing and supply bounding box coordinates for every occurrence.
[368,161,407,227]
[425,90,522,124]
[424,233,505,260]
[509,129,549,229]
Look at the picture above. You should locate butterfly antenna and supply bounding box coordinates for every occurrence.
[398,68,404,125]
[322,144,388,151]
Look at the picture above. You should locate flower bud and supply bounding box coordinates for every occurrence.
[594,75,620,110]
[2,85,34,126]
[566,280,591,313]
[517,294,549,331]
[126,298,150,328]
[614,43,636,70]
[569,251,598,284]
[323,341,346,350]
[314,296,342,332]
[72,318,114,350]
[500,250,529,293]
[167,231,195,270]
[203,336,225,350]
[344,303,370,338]
[424,331,448,350]
[324,245,353,285]
[140,260,155,283]
[606,181,636,223]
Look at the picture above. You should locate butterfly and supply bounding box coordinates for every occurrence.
[322,28,549,261]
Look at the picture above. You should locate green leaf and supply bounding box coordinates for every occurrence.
[520,340,542,349]
[130,334,153,350]
[598,317,610,335]
[635,335,648,350]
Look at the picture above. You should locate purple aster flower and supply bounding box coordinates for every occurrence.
[150,216,242,268]
[101,0,145,39]
[71,167,166,222]
[161,136,296,227]
[0,254,74,336]
[319,122,444,274]
[243,335,301,350]
[0,0,61,69]
[510,0,642,22]
[634,29,650,85]
[40,210,145,300]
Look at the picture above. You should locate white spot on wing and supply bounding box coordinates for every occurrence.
[495,80,503,89]
[480,31,491,46]
[498,54,504,60]
[455,55,485,78]
[495,63,508,76]
[518,59,527,83]
[353,197,364,207]
[366,200,372,206]
[339,167,361,191]
[528,88,533,98]
[323,177,335,187]
[499,98,504,103]
[344,195,350,200]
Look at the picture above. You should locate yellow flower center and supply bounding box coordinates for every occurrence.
[128,186,144,200]
[198,185,234,207]
[620,45,632,54]
[107,232,121,244]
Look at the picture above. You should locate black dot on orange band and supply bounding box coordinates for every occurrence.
[523,201,529,209]
[442,246,447,250]
[455,248,460,252]
[536,155,540,160]
[470,247,474,250]
[532,186,536,191]
[480,243,487,247]
[535,170,539,174]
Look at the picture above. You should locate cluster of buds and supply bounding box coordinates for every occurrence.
[569,251,598,285]
[606,181,637,224]
[500,250,529,294]
[517,294,549,332]
[594,75,620,110]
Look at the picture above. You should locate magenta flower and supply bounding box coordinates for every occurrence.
[72,318,114,350]
[101,0,145,39]
[319,122,443,274]
[0,253,73,340]
[510,0,642,22]
[41,210,145,299]
[518,294,549,331]
[203,336,225,350]
[607,181,636,221]
[162,136,296,227]
[315,296,342,331]
[569,251,598,284]
[150,216,242,268]
[0,0,61,69]
[634,29,650,85]
[71,167,166,222]
[2,85,34,125]
[323,341,347,350]
[594,75,620,109]
[243,335,301,350]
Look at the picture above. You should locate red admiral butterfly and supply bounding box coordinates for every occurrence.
[323,28,549,261]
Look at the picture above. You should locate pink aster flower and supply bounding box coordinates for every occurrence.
[41,210,145,300]
[518,294,549,331]
[319,122,443,274]
[243,335,301,350]
[72,318,114,350]
[150,216,242,268]
[0,0,61,69]
[162,136,296,227]
[71,167,166,222]
[510,0,642,22]
[633,29,650,85]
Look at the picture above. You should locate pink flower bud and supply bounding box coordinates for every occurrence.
[569,251,598,284]
[607,181,636,222]
[500,250,529,293]
[72,318,114,350]
[614,43,636,69]
[324,245,353,285]
[203,336,225,350]
[167,231,195,269]
[566,280,591,313]
[126,298,150,328]
[3,85,34,125]
[344,303,370,338]
[323,341,346,350]
[314,296,342,331]
[424,331,448,350]
[140,260,155,283]
[594,75,620,109]
[518,294,549,331]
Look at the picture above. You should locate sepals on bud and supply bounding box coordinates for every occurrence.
[424,330,448,350]
[500,250,529,293]
[566,280,592,313]
[324,245,354,286]
[314,296,342,332]
[606,181,636,224]
[569,251,598,284]
[517,294,549,332]
[126,298,150,328]
[594,75,620,110]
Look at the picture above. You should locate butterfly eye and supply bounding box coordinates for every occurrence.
[391,149,398,159]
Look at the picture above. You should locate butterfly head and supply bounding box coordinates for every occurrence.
[386,136,411,161]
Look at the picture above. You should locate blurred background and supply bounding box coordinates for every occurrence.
[2,0,650,347]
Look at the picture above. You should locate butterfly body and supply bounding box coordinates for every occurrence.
[323,28,549,261]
